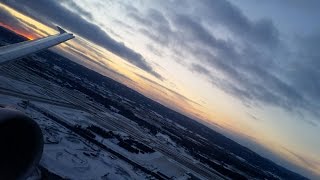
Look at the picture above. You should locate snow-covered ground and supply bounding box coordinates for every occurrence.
[34,102,93,126]
[0,95,149,179]
[42,108,147,179]
[94,131,190,179]
[0,69,212,179]
[0,75,61,101]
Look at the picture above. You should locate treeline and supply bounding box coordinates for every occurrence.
[87,125,155,154]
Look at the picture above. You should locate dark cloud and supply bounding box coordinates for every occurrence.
[128,12,152,27]
[195,0,280,49]
[120,2,139,13]
[60,0,93,20]
[0,7,51,39]
[125,1,320,123]
[0,7,20,26]
[1,0,163,80]
[189,63,210,75]
[190,47,315,120]
[171,15,302,110]
[287,33,320,108]
[0,7,33,36]
[113,19,134,30]
[146,44,163,57]
[147,8,169,26]
[129,8,175,47]
[247,113,260,121]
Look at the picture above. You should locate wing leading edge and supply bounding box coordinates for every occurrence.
[0,26,74,64]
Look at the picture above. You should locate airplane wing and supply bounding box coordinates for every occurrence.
[0,26,74,64]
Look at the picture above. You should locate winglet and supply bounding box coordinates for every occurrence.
[57,26,66,34]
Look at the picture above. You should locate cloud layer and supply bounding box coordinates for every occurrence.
[1,0,162,79]
[123,0,320,124]
[3,0,318,123]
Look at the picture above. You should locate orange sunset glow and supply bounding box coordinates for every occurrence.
[0,1,319,179]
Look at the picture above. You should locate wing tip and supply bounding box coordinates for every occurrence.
[56,26,66,34]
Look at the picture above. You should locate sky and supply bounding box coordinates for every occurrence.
[0,0,319,178]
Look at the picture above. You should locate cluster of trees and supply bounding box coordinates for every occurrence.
[117,138,155,154]
[87,125,155,154]
[74,125,96,139]
[87,125,114,139]
[118,108,160,135]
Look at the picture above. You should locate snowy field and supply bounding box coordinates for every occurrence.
[0,67,213,179]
